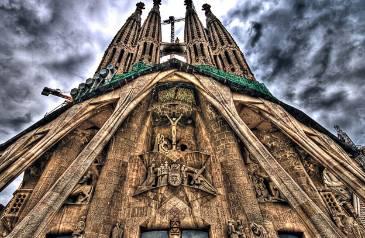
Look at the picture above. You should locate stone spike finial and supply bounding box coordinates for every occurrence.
[184,0,193,8]
[202,3,214,19]
[202,3,211,12]
[153,0,161,6]
[136,2,145,11]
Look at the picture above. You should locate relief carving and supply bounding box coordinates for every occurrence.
[72,216,86,238]
[227,219,246,238]
[247,159,286,203]
[250,223,268,238]
[134,155,217,195]
[320,169,365,237]
[0,189,32,235]
[111,222,124,238]
[66,164,99,205]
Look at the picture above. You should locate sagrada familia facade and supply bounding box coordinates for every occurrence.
[1,0,365,237]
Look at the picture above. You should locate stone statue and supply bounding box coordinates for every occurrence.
[181,165,188,185]
[228,219,246,238]
[156,161,169,186]
[323,169,344,188]
[141,163,157,187]
[134,158,217,195]
[166,114,183,150]
[249,162,285,202]
[111,222,124,238]
[236,220,246,238]
[250,223,268,238]
[72,216,86,237]
[153,133,169,153]
[67,169,96,204]
[185,164,217,194]
[228,220,239,238]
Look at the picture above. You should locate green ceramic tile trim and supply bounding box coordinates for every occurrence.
[195,64,274,98]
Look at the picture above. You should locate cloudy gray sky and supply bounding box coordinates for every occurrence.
[0,0,364,203]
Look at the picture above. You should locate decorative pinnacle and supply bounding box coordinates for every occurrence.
[184,0,193,9]
[202,3,211,12]
[202,3,214,18]
[136,2,145,11]
[153,0,161,5]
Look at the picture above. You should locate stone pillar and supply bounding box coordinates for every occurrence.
[254,130,329,213]
[84,99,149,238]
[19,128,96,221]
[200,99,276,236]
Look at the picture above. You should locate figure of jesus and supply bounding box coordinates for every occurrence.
[166,114,182,150]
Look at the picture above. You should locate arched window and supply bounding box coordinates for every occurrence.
[225,50,232,65]
[149,44,154,60]
[219,54,226,70]
[117,49,125,66]
[193,44,199,60]
[107,48,117,66]
[200,43,206,57]
[142,42,147,56]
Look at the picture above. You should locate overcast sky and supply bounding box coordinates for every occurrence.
[0,0,364,203]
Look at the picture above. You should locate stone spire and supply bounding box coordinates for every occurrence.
[184,0,214,65]
[203,4,255,80]
[97,2,145,74]
[132,0,162,65]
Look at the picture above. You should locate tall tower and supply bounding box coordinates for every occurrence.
[1,1,365,238]
[98,2,145,74]
[184,0,214,65]
[133,0,162,65]
[203,4,255,80]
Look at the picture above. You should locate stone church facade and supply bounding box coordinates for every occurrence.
[1,1,365,238]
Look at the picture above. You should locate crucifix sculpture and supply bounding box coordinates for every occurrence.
[166,114,183,150]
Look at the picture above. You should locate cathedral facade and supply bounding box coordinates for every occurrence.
[1,1,365,238]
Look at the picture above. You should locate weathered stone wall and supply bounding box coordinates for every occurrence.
[3,75,364,238]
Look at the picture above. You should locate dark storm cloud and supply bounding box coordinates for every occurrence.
[228,0,365,144]
[0,0,135,143]
[249,22,262,47]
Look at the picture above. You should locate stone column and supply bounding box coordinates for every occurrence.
[84,99,150,238]
[19,128,96,221]
[254,130,328,213]
[200,99,277,236]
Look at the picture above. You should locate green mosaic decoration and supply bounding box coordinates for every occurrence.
[74,60,274,103]
[110,62,152,83]
[195,64,273,98]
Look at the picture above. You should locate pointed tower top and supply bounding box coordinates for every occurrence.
[202,3,211,12]
[184,0,193,9]
[136,2,145,12]
[202,4,213,16]
[153,0,161,6]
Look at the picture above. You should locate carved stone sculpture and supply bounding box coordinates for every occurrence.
[67,165,99,204]
[134,157,217,195]
[72,216,86,237]
[250,223,268,238]
[321,169,365,236]
[153,133,169,153]
[228,219,246,238]
[166,114,183,150]
[111,222,124,238]
[248,162,286,202]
